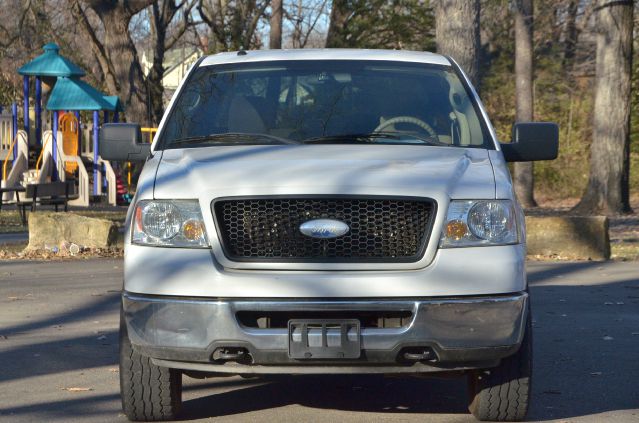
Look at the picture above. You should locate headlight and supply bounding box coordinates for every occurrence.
[132,200,210,248]
[440,200,518,247]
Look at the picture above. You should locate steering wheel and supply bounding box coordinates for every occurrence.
[374,116,440,143]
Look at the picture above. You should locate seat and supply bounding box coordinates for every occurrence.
[228,95,267,134]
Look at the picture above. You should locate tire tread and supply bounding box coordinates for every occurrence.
[468,313,532,422]
[120,314,182,421]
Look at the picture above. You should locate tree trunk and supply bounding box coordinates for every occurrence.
[325,0,349,47]
[147,0,190,125]
[75,0,153,125]
[148,2,167,126]
[562,0,578,70]
[513,0,537,208]
[269,0,283,49]
[573,0,633,215]
[101,9,150,125]
[434,0,480,88]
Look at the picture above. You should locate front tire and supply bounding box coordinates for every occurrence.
[467,313,532,421]
[120,314,183,421]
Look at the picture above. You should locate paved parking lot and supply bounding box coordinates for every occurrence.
[0,259,638,422]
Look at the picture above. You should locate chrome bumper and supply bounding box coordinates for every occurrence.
[123,292,528,374]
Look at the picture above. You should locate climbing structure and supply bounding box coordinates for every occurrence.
[1,43,124,206]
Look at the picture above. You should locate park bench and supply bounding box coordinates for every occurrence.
[16,180,78,224]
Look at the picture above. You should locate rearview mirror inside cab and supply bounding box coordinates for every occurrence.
[500,122,559,162]
[99,123,150,162]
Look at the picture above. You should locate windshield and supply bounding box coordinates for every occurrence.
[159,60,492,149]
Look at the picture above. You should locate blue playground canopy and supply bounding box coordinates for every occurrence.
[46,77,112,111]
[18,43,85,77]
[103,95,125,112]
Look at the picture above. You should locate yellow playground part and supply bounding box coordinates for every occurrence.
[59,112,79,174]
[2,136,18,180]
[141,127,157,143]
[128,128,157,188]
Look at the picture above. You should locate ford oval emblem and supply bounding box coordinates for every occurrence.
[299,219,349,239]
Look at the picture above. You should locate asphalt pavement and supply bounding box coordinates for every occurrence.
[0,259,637,422]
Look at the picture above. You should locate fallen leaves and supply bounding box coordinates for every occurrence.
[62,387,93,392]
[7,294,34,301]
[0,247,123,261]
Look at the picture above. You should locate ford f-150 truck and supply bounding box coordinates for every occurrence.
[99,49,558,422]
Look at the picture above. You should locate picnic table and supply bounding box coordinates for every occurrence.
[0,181,77,225]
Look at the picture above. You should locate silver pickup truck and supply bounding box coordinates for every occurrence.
[100,49,558,422]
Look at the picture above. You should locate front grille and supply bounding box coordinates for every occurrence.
[213,196,436,262]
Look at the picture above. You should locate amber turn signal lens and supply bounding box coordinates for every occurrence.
[446,220,468,241]
[182,220,205,240]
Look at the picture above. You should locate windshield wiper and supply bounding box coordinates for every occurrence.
[302,132,447,146]
[171,132,298,146]
[302,132,401,144]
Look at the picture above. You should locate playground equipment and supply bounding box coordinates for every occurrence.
[18,43,85,147]
[1,131,28,203]
[1,43,126,208]
[59,113,79,174]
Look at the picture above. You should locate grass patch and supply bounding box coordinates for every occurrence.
[0,211,25,233]
[611,242,639,261]
[0,242,27,254]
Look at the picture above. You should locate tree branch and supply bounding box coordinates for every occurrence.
[70,0,120,91]
[165,0,196,50]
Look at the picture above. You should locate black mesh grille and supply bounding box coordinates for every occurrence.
[213,197,435,262]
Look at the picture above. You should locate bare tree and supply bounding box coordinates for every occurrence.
[71,0,155,125]
[325,0,349,47]
[270,0,283,48]
[148,0,195,124]
[434,0,480,88]
[196,0,271,52]
[562,0,578,70]
[512,0,537,208]
[287,0,328,48]
[325,0,435,50]
[574,0,633,215]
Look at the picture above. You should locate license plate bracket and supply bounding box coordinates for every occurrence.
[288,319,361,359]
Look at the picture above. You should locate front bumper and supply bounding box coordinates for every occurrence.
[123,291,528,374]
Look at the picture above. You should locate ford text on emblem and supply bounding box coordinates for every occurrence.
[299,219,349,239]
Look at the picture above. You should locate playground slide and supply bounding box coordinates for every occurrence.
[41,129,113,206]
[1,130,28,203]
[98,158,117,206]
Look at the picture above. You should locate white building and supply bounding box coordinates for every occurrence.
[141,47,203,104]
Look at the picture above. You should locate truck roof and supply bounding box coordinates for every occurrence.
[199,48,452,68]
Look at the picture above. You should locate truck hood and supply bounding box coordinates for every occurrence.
[153,145,496,199]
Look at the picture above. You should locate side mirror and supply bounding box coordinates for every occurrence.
[99,123,150,161]
[500,122,559,162]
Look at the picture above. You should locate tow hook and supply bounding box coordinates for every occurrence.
[402,347,435,362]
[212,347,251,363]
